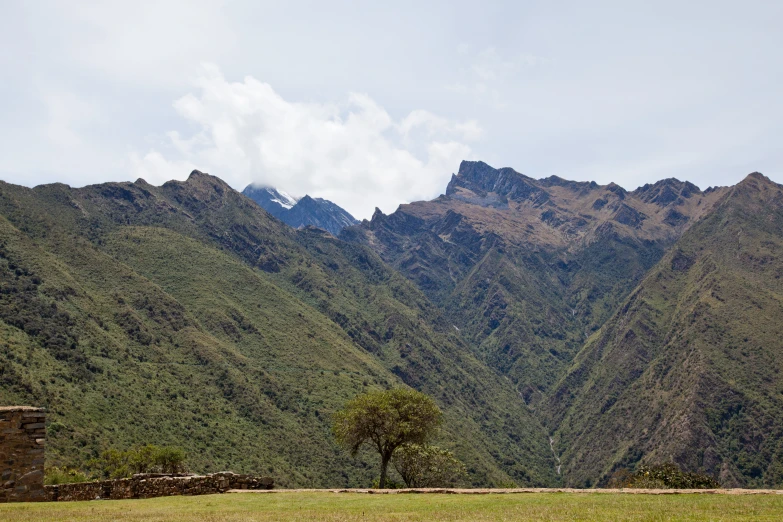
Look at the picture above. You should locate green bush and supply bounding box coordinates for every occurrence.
[392,444,467,488]
[44,466,90,485]
[93,448,131,479]
[371,477,405,489]
[607,463,720,489]
[90,445,187,479]
[155,446,187,474]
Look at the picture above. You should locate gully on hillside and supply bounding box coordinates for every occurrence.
[341,160,728,395]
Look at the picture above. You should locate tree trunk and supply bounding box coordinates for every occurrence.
[379,452,391,489]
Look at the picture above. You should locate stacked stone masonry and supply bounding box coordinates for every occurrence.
[0,406,46,503]
[47,473,274,501]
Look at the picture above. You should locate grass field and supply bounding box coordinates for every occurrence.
[2,492,783,521]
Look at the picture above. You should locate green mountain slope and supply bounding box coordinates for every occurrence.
[547,172,783,488]
[277,228,557,485]
[0,172,557,487]
[0,213,395,487]
[6,163,779,489]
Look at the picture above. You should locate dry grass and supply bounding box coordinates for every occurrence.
[2,491,783,521]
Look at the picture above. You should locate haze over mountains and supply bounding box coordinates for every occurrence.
[1,161,781,488]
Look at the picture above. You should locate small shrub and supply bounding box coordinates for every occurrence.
[89,445,187,479]
[392,443,467,488]
[46,422,65,437]
[44,466,90,485]
[155,446,187,473]
[608,463,720,489]
[372,477,405,489]
[92,448,131,479]
[606,468,634,488]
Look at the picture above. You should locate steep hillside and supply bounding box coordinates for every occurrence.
[342,161,727,395]
[275,227,557,486]
[0,172,556,487]
[547,172,783,488]
[5,162,778,489]
[0,213,390,487]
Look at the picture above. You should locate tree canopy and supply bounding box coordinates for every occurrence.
[333,388,442,488]
[393,443,467,488]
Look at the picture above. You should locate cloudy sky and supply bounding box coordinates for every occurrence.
[2,1,782,218]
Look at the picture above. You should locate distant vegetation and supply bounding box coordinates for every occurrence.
[43,466,90,485]
[0,171,556,487]
[607,463,721,489]
[547,172,783,487]
[90,444,187,479]
[44,444,186,484]
[3,165,783,488]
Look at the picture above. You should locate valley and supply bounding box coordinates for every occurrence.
[1,162,781,488]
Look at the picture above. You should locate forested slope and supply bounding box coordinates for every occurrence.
[547,173,783,487]
[0,171,557,487]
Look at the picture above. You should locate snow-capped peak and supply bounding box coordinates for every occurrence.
[266,187,299,209]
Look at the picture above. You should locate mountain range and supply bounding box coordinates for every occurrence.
[0,161,781,488]
[242,185,358,236]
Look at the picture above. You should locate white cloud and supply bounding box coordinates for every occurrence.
[132,64,481,218]
[42,90,99,149]
[449,46,548,109]
[59,1,235,91]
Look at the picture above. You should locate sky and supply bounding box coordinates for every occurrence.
[2,1,782,219]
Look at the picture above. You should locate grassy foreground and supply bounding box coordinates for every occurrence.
[2,492,783,521]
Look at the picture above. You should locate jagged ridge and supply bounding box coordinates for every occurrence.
[242,184,358,236]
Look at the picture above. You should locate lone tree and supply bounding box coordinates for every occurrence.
[333,388,442,488]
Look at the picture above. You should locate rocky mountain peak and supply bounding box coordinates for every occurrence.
[450,161,544,204]
[538,175,599,192]
[728,171,778,194]
[633,178,701,207]
[242,183,357,235]
[160,170,238,211]
[445,174,460,196]
[457,160,497,178]
[184,170,232,190]
[168,169,235,194]
[738,171,775,188]
[727,171,783,207]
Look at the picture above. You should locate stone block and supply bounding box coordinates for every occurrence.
[18,470,43,485]
[1,407,45,503]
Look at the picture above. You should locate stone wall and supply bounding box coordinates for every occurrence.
[0,406,46,503]
[46,472,274,502]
